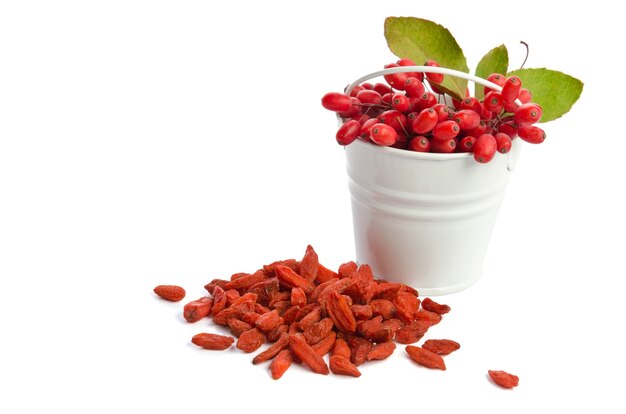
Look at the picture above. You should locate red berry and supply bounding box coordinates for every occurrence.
[458,135,477,152]
[370,123,398,146]
[391,132,410,149]
[383,63,408,90]
[417,92,437,110]
[356,89,383,106]
[378,110,408,134]
[392,93,411,112]
[465,119,489,137]
[518,88,532,103]
[483,91,504,113]
[484,73,506,96]
[432,103,452,122]
[322,92,352,112]
[373,83,393,96]
[514,103,542,125]
[408,135,431,152]
[338,97,362,118]
[473,134,497,163]
[361,82,374,90]
[431,137,457,153]
[453,109,481,130]
[404,77,426,98]
[348,85,364,98]
[501,76,522,104]
[460,97,482,113]
[518,125,546,144]
[495,132,512,153]
[432,120,460,141]
[397,58,423,81]
[359,118,379,141]
[336,120,361,146]
[424,59,444,84]
[381,92,393,106]
[497,121,518,138]
[412,108,439,134]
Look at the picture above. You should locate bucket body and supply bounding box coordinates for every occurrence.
[345,139,521,295]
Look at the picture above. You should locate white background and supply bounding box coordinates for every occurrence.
[1,1,624,412]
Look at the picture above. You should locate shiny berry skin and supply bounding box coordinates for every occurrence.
[378,110,408,134]
[392,93,411,112]
[348,85,364,98]
[338,97,361,118]
[383,63,408,90]
[424,60,444,84]
[465,119,489,138]
[458,135,477,152]
[473,134,497,163]
[417,92,437,110]
[397,58,423,81]
[430,137,457,153]
[453,109,480,130]
[408,135,431,152]
[501,76,522,104]
[373,82,393,96]
[518,88,532,103]
[404,77,426,98]
[483,91,504,113]
[356,89,383,106]
[495,132,512,153]
[484,73,506,96]
[432,120,460,141]
[361,82,374,90]
[336,120,361,146]
[359,118,379,141]
[370,123,398,146]
[460,97,482,113]
[497,121,518,138]
[322,92,352,112]
[432,103,452,122]
[412,108,439,134]
[514,103,542,125]
[518,125,546,144]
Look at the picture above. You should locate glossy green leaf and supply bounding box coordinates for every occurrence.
[475,44,509,99]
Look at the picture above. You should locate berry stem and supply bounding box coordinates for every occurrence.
[519,41,529,70]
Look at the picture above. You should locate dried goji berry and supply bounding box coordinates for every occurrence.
[275,265,315,294]
[405,345,446,370]
[338,261,358,279]
[488,370,519,388]
[303,317,334,345]
[203,279,228,295]
[347,335,373,366]
[247,278,280,306]
[326,291,357,334]
[298,305,322,331]
[367,340,396,361]
[225,289,241,306]
[315,263,339,284]
[236,328,266,353]
[308,278,338,303]
[331,337,352,360]
[211,285,227,316]
[270,349,293,380]
[290,287,307,307]
[263,258,298,276]
[422,339,460,355]
[224,270,268,291]
[299,245,319,282]
[227,318,253,337]
[289,333,329,375]
[252,332,290,365]
[421,297,451,314]
[153,285,186,302]
[311,331,336,356]
[266,324,289,343]
[255,309,284,332]
[395,320,430,344]
[393,292,420,323]
[191,333,234,350]
[329,355,361,377]
[351,304,373,321]
[416,309,442,326]
[370,299,397,320]
[183,296,213,323]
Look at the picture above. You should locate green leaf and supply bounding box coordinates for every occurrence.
[474,44,509,99]
[384,17,469,100]
[506,68,584,122]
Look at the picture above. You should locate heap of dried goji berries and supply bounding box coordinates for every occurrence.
[154,245,500,381]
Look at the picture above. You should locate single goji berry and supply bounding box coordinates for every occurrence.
[329,355,361,377]
[191,333,234,350]
[275,265,315,294]
[290,287,307,307]
[421,297,451,314]
[366,340,396,361]
[299,245,319,282]
[422,339,460,355]
[311,331,336,356]
[326,291,357,334]
[270,349,293,380]
[236,328,266,353]
[153,285,186,302]
[488,370,519,388]
[252,332,290,365]
[331,337,352,360]
[289,333,329,375]
[183,296,213,323]
[255,309,285,332]
[405,345,446,370]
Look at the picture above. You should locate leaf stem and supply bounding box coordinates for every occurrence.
[519,41,529,69]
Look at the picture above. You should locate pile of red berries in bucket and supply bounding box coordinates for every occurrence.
[322,58,545,164]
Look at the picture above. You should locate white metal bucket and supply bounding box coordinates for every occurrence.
[344,66,521,295]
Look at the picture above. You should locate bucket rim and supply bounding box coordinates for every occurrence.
[346,138,474,161]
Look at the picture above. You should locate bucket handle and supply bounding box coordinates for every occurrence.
[344,66,521,171]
